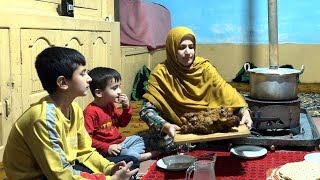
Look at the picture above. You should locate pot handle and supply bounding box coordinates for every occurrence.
[244,63,251,72]
[299,65,305,75]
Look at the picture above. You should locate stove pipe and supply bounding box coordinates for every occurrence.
[268,0,279,69]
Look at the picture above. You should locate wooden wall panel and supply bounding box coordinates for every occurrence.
[0,29,11,160]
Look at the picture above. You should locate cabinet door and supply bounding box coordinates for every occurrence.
[0,29,12,160]
[59,30,91,109]
[20,29,58,112]
[121,47,150,97]
[90,31,111,68]
[75,0,99,10]
[61,31,113,109]
[20,29,114,111]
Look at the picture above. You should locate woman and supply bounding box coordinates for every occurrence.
[140,26,252,153]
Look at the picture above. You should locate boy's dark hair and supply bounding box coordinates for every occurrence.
[35,47,86,93]
[88,67,121,97]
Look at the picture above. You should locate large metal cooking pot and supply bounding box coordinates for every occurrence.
[244,63,304,101]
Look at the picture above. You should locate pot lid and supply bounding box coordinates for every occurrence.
[248,68,300,75]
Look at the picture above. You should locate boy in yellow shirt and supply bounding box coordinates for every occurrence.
[3,47,138,180]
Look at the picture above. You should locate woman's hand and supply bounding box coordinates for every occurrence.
[111,161,139,180]
[108,144,122,156]
[240,110,253,129]
[163,123,181,138]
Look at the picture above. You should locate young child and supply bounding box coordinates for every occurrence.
[84,67,158,162]
[3,47,138,180]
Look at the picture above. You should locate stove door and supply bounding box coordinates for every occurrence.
[251,105,300,130]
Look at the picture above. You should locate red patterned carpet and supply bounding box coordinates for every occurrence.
[141,149,312,180]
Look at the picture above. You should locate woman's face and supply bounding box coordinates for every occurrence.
[176,38,195,67]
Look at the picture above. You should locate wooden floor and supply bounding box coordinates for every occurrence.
[0,82,319,180]
[0,162,5,180]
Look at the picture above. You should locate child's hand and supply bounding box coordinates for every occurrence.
[108,144,122,156]
[118,93,130,109]
[111,161,139,180]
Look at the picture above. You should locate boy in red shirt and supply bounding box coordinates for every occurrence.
[84,67,158,162]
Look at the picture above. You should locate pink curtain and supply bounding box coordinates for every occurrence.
[119,0,171,50]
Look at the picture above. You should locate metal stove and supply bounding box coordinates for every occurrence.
[229,95,320,150]
[246,96,301,135]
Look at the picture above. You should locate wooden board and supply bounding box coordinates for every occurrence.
[174,125,250,145]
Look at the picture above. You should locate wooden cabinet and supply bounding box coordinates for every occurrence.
[19,28,118,110]
[0,29,12,160]
[120,46,166,97]
[0,0,114,20]
[0,0,119,161]
[17,20,120,112]
[121,46,151,97]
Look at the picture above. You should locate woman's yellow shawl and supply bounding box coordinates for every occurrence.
[143,26,248,126]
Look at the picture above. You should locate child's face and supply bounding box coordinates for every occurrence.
[67,65,92,97]
[101,78,122,103]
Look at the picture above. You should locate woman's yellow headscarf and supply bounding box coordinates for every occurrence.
[143,26,248,126]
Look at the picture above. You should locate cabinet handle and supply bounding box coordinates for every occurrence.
[5,99,10,117]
